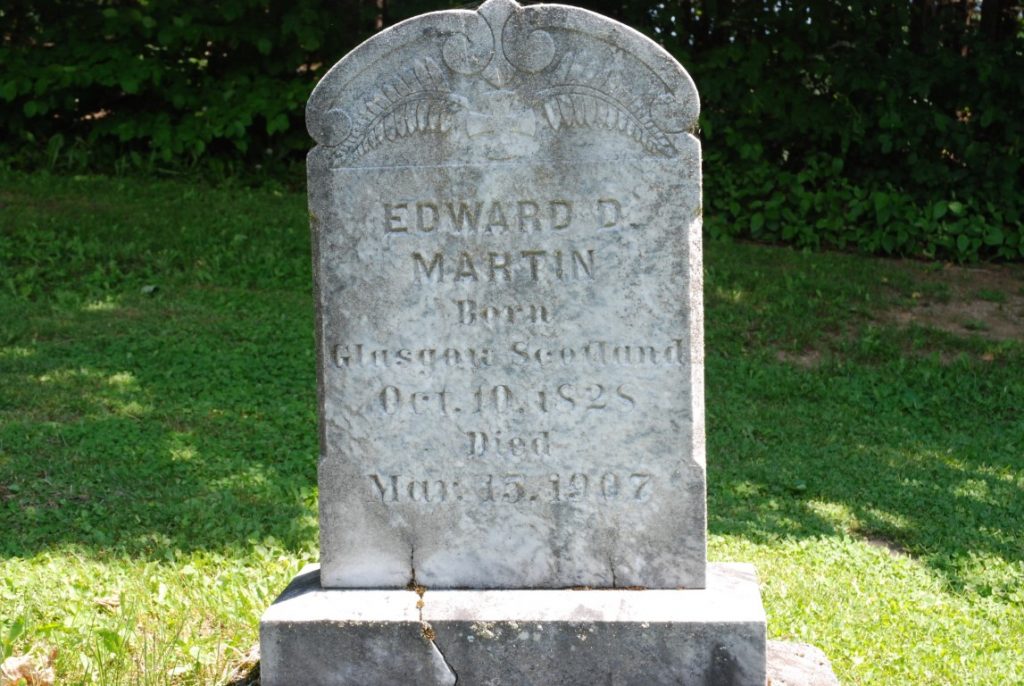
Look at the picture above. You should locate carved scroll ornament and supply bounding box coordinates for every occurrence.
[307,0,700,165]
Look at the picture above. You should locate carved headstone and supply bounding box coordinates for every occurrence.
[308,0,706,590]
[261,2,766,683]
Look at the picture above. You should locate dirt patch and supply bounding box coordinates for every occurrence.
[882,261,1024,342]
[0,189,111,215]
[775,349,823,368]
[863,534,912,558]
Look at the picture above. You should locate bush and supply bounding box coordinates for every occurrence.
[0,0,398,170]
[660,2,1024,261]
[1,0,1021,260]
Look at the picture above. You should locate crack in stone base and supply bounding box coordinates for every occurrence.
[415,587,458,685]
[425,626,459,686]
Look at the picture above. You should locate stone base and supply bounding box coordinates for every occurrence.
[260,563,766,686]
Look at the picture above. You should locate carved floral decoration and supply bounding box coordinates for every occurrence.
[319,0,695,163]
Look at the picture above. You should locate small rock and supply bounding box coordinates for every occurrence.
[767,640,840,686]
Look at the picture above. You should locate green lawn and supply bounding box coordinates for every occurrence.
[1,171,1022,685]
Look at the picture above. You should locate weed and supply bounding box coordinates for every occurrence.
[976,288,1007,303]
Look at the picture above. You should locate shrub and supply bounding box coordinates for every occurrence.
[1,0,1021,260]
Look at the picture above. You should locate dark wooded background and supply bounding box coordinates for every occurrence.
[2,1,1020,259]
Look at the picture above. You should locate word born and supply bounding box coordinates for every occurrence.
[384,198,623,235]
[456,299,551,326]
[367,472,653,505]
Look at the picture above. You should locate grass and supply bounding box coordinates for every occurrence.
[976,289,1007,304]
[2,170,1023,685]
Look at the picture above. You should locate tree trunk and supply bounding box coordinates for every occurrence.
[981,0,1015,42]
[910,0,937,53]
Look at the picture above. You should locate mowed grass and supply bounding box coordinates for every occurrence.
[1,170,1023,685]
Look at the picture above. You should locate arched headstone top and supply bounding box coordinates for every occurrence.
[307,0,699,167]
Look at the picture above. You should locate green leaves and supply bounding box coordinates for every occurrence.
[707,152,1021,262]
[2,617,26,660]
[984,227,1004,247]
[0,0,356,171]
[685,0,1022,263]
[750,212,765,233]
[0,1,1020,262]
[957,234,970,253]
[266,113,289,135]
[0,81,18,102]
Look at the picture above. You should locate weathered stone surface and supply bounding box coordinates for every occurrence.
[308,0,705,590]
[260,568,455,686]
[261,1,768,682]
[767,641,840,686]
[260,564,766,686]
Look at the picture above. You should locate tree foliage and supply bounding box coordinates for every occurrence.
[1,0,1021,260]
[648,1,1024,260]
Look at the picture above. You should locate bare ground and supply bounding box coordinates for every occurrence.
[882,261,1024,342]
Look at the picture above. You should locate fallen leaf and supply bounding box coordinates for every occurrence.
[0,649,56,686]
[93,595,121,612]
[223,644,260,685]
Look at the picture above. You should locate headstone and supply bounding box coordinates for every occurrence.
[261,1,767,683]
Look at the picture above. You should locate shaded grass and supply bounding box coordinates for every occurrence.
[0,288,319,558]
[1,170,1023,684]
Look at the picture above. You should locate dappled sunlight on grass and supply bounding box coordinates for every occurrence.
[802,499,856,527]
[81,297,121,313]
[0,287,319,563]
[0,346,35,360]
[3,364,153,422]
[0,549,311,685]
[713,285,746,304]
[1,174,1021,685]
[706,347,1024,608]
[168,442,199,463]
[856,507,912,536]
[105,371,137,387]
[712,534,1023,683]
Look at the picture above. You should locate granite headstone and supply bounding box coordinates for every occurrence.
[261,1,767,682]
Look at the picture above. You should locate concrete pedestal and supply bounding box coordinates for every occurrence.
[260,563,767,686]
